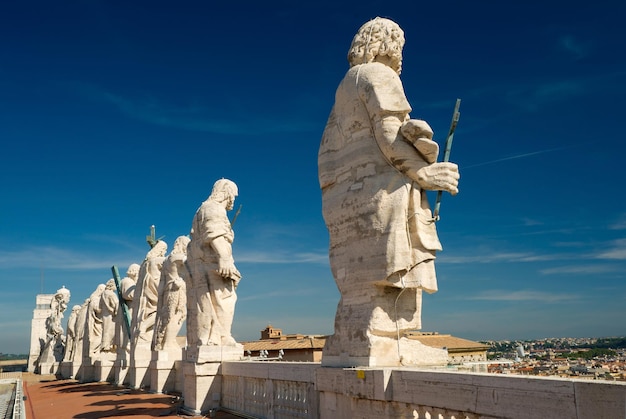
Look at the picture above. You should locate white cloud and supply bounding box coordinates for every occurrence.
[72,83,317,135]
[238,287,324,302]
[558,35,591,60]
[0,246,135,271]
[440,251,561,264]
[468,290,579,303]
[609,215,626,230]
[539,265,618,275]
[594,238,626,260]
[237,250,328,264]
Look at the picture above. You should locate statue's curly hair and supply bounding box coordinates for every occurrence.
[348,17,404,67]
[210,178,238,202]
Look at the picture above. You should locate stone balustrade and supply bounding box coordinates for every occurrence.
[221,361,319,418]
[221,361,626,419]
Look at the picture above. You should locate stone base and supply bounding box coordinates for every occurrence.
[129,358,151,389]
[322,335,448,368]
[77,358,96,382]
[150,348,183,394]
[58,361,74,379]
[95,356,116,382]
[181,361,222,415]
[113,358,130,386]
[185,344,243,363]
[72,361,83,381]
[38,361,59,375]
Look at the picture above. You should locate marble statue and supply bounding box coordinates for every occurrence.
[116,263,140,352]
[318,18,460,366]
[38,286,71,369]
[100,279,119,353]
[73,299,90,363]
[132,241,167,349]
[153,236,190,351]
[62,305,81,362]
[86,284,106,357]
[186,179,241,347]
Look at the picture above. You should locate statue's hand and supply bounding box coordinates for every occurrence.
[415,162,460,195]
[217,260,241,280]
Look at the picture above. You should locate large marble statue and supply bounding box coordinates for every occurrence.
[73,299,90,364]
[86,284,106,357]
[318,18,460,366]
[116,263,140,351]
[153,235,190,351]
[62,305,81,362]
[187,179,241,347]
[132,241,167,349]
[38,286,71,369]
[100,279,119,353]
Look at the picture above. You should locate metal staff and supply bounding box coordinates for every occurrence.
[433,98,461,221]
[111,265,132,340]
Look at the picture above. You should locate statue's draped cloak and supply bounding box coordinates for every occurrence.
[319,62,441,293]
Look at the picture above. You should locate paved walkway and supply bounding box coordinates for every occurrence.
[0,381,16,419]
[23,377,243,419]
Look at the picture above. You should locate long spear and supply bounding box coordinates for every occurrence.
[111,265,132,339]
[433,98,461,221]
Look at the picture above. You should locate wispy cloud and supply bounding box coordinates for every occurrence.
[540,265,618,275]
[238,250,328,264]
[594,238,626,260]
[71,83,317,135]
[557,35,591,60]
[463,146,571,169]
[0,246,134,271]
[609,215,626,230]
[441,251,562,264]
[239,287,322,302]
[468,290,579,303]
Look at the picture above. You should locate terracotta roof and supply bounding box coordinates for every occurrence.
[406,333,489,352]
[242,337,326,351]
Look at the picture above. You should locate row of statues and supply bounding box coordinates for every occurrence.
[36,17,460,372]
[48,179,242,376]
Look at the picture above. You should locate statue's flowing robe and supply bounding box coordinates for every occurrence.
[319,62,441,293]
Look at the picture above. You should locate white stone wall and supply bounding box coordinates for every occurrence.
[220,362,626,419]
[221,361,319,419]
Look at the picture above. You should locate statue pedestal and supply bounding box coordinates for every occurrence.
[113,357,129,386]
[72,360,82,381]
[129,358,151,389]
[38,361,59,375]
[181,345,243,416]
[129,341,152,389]
[150,347,183,394]
[321,335,448,368]
[95,353,116,382]
[59,361,74,379]
[78,357,95,382]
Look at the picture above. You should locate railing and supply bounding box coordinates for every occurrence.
[221,361,318,419]
[12,379,25,419]
[221,362,626,419]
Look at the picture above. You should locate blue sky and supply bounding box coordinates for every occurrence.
[1,1,625,354]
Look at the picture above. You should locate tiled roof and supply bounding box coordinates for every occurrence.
[242,337,326,351]
[407,333,489,352]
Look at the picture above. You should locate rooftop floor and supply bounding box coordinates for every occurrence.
[23,374,242,419]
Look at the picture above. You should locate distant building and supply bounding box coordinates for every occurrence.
[27,294,54,373]
[243,327,488,365]
[406,332,489,365]
[242,325,325,362]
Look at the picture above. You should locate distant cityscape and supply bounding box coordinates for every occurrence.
[479,336,626,381]
[3,335,626,382]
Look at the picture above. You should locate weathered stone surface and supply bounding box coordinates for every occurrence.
[318,17,459,367]
[186,179,241,349]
